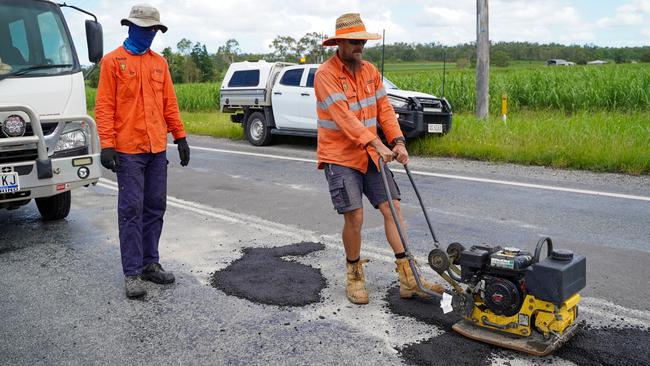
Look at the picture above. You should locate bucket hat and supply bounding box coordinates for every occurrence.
[322,13,381,46]
[121,4,168,33]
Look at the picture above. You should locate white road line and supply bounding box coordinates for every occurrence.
[97,178,397,260]
[180,144,650,203]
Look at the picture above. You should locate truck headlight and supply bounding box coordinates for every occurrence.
[55,129,87,152]
[388,95,409,109]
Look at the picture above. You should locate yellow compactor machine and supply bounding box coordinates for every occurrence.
[429,238,586,356]
[378,158,586,356]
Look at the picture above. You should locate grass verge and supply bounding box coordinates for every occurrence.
[409,110,650,175]
[181,110,649,175]
[181,111,244,140]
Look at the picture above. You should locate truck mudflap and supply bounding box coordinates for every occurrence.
[0,103,101,204]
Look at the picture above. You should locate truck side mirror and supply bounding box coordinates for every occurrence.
[85,20,103,64]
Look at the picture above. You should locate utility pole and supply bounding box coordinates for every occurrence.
[381,29,385,78]
[476,0,490,120]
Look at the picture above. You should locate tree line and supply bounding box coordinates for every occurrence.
[86,35,650,86]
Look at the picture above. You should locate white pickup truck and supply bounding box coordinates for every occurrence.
[0,0,103,220]
[220,60,452,146]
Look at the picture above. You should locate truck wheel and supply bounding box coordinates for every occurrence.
[245,112,273,146]
[35,191,71,221]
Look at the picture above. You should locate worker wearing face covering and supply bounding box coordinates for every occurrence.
[95,4,190,299]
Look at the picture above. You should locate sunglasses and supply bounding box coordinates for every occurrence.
[347,39,367,46]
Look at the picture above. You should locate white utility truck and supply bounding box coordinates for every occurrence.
[0,0,103,220]
[220,61,452,146]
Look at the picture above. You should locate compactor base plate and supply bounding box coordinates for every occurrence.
[452,319,585,356]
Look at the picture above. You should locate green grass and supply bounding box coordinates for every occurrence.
[180,111,244,139]
[383,62,449,73]
[86,83,219,112]
[179,110,649,175]
[383,60,546,74]
[386,63,650,113]
[408,110,650,175]
[87,63,650,114]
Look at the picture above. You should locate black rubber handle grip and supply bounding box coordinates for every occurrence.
[533,237,553,263]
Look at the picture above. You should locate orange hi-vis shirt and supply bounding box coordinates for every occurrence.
[95,46,186,154]
[314,53,403,173]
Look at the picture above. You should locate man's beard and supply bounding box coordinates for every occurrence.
[347,58,361,71]
[340,52,362,71]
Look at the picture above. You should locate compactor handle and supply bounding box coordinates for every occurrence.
[533,237,554,263]
[378,157,445,299]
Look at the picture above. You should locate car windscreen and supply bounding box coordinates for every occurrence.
[0,0,77,78]
[382,77,399,90]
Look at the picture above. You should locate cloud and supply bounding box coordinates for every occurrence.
[596,0,649,27]
[65,0,401,58]
[414,0,594,45]
[57,0,648,65]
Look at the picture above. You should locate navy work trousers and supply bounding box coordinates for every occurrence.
[116,151,167,276]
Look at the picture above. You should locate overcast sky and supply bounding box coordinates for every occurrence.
[61,0,650,63]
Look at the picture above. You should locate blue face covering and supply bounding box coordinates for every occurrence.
[123,25,157,55]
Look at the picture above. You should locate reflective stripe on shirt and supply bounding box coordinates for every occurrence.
[318,119,339,130]
[318,92,347,110]
[318,117,377,130]
[349,96,377,111]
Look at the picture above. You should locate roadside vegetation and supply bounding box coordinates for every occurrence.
[86,60,649,175]
[87,63,650,114]
[387,63,650,113]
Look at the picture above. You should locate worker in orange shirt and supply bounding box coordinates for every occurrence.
[95,4,190,299]
[315,13,444,304]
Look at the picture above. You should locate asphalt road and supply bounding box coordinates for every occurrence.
[1,135,649,365]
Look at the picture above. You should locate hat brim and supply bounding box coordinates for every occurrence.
[121,18,168,33]
[322,31,382,46]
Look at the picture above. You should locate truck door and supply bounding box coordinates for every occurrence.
[300,67,318,130]
[271,68,305,130]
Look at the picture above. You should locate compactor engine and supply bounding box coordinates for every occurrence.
[440,238,586,355]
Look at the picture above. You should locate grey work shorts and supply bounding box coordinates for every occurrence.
[324,160,401,214]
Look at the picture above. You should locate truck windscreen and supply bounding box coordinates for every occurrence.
[0,0,76,78]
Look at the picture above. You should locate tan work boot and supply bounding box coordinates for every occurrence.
[395,257,445,299]
[346,259,370,304]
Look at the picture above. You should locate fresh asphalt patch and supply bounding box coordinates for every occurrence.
[385,286,650,366]
[553,324,650,366]
[385,286,499,365]
[210,242,327,306]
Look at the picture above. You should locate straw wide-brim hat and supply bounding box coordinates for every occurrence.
[121,3,168,33]
[322,13,381,46]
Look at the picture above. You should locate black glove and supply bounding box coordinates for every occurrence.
[100,147,119,172]
[174,137,190,167]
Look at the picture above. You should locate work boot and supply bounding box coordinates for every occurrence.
[125,275,147,299]
[346,259,369,304]
[141,262,175,284]
[395,257,445,299]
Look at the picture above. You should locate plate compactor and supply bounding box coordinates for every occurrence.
[378,158,586,356]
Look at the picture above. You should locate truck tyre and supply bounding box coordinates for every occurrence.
[35,191,71,221]
[245,111,273,146]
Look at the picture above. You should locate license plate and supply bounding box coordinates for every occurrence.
[0,172,20,193]
[428,124,443,133]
